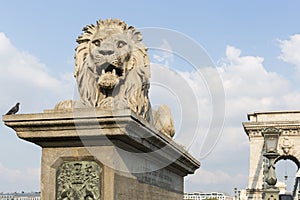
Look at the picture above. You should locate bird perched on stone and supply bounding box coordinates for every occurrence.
[5,102,20,115]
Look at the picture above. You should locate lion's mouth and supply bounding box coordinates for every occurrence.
[96,62,124,89]
[96,62,124,77]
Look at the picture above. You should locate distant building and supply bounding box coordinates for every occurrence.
[0,192,40,200]
[184,192,234,200]
[0,194,14,200]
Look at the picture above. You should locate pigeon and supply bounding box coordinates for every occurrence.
[5,102,20,115]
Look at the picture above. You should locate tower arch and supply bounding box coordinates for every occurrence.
[243,110,300,199]
[275,155,300,169]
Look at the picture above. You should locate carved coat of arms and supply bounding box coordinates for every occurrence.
[56,161,101,200]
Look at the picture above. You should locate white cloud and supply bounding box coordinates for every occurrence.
[151,39,174,67]
[0,32,74,113]
[150,63,214,154]
[0,33,60,89]
[278,34,300,68]
[218,46,294,125]
[220,45,290,98]
[186,168,248,193]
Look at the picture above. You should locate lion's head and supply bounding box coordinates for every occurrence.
[74,19,151,120]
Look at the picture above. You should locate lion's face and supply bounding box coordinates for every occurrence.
[88,32,133,89]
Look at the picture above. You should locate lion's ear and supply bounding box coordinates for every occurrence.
[133,31,143,42]
[128,26,143,42]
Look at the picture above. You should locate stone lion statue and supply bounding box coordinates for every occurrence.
[55,19,174,137]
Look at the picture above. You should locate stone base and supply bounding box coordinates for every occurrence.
[41,146,184,199]
[3,108,200,200]
[246,188,263,200]
[263,187,280,200]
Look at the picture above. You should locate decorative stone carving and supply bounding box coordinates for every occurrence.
[55,19,175,137]
[280,136,294,155]
[56,161,101,200]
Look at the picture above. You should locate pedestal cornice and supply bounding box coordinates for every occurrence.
[2,108,200,176]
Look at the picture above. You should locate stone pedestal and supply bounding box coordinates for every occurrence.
[3,108,200,200]
[264,187,280,200]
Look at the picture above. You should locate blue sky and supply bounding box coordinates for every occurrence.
[1,0,300,195]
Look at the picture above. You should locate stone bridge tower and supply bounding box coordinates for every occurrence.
[243,111,300,199]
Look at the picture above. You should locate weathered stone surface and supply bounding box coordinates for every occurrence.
[56,161,101,200]
[114,171,182,200]
[54,19,174,137]
[3,108,200,200]
[243,110,300,200]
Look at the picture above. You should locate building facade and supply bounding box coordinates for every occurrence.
[0,194,14,200]
[184,192,234,200]
[0,193,40,200]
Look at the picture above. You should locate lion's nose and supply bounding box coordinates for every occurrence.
[98,49,114,55]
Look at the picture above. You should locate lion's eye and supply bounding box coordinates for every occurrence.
[117,40,127,48]
[92,40,101,47]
